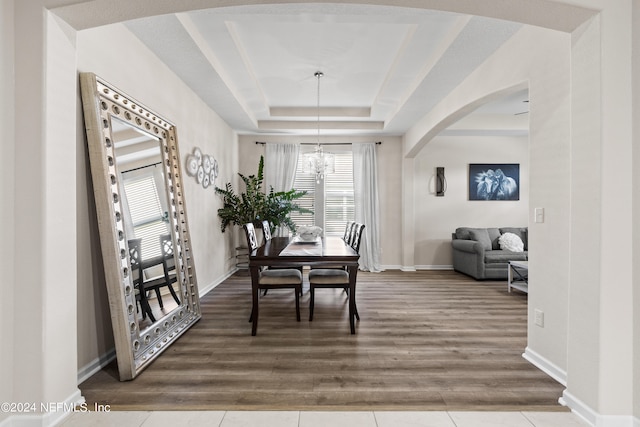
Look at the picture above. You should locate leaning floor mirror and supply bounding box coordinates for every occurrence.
[80,72,201,380]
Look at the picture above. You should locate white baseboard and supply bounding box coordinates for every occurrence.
[77,348,116,385]
[77,268,239,386]
[375,265,454,271]
[199,267,238,297]
[562,390,638,427]
[415,265,454,270]
[0,388,84,427]
[522,346,567,386]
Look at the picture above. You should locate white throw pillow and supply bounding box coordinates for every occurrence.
[499,232,524,252]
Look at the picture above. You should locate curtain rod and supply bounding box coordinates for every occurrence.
[255,141,381,145]
[122,161,162,174]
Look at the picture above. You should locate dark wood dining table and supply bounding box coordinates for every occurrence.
[248,236,360,334]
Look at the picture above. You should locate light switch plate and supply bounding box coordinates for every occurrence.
[534,207,545,223]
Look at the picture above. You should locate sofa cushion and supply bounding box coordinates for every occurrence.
[454,227,473,240]
[485,250,528,264]
[500,227,528,250]
[468,229,492,250]
[487,228,502,250]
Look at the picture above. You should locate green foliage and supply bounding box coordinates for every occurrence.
[215,156,311,233]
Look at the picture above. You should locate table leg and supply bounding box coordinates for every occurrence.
[249,265,260,336]
[348,266,358,334]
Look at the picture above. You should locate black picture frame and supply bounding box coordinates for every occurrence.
[469,163,520,200]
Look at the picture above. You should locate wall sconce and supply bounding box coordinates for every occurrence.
[436,167,447,196]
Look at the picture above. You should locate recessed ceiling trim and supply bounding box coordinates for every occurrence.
[270,106,371,117]
[383,15,472,125]
[176,12,259,126]
[225,20,270,113]
[371,24,417,112]
[258,120,384,130]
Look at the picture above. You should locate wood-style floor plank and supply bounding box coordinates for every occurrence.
[80,270,567,412]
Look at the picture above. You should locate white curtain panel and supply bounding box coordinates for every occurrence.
[265,143,300,236]
[353,143,382,272]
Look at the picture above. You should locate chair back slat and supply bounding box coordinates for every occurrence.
[160,233,176,275]
[127,238,143,285]
[351,223,365,254]
[261,220,272,242]
[243,223,260,252]
[343,221,354,242]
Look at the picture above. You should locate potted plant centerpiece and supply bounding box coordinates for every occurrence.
[215,156,311,236]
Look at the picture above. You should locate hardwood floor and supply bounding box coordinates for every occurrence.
[80,270,567,412]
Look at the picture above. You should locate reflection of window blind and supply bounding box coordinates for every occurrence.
[123,176,167,259]
[325,153,354,235]
[291,151,354,235]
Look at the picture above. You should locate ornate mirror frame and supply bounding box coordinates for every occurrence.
[80,72,201,380]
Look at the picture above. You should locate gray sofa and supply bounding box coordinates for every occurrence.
[452,227,528,280]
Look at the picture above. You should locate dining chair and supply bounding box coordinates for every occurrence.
[350,223,365,253]
[261,220,303,295]
[308,223,365,322]
[244,222,303,335]
[343,221,355,243]
[128,238,156,322]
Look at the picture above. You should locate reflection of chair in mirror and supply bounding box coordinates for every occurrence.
[143,234,181,310]
[244,222,302,336]
[160,233,181,306]
[128,238,156,323]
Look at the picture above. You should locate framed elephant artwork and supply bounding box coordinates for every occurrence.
[468,163,520,201]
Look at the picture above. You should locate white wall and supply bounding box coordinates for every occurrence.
[413,135,529,269]
[237,135,404,269]
[633,2,640,421]
[0,0,15,425]
[404,24,572,380]
[2,1,636,425]
[75,23,238,377]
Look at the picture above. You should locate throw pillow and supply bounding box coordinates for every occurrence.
[498,232,524,252]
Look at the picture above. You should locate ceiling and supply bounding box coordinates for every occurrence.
[123,4,529,137]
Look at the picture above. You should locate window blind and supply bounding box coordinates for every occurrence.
[290,150,354,235]
[324,152,354,235]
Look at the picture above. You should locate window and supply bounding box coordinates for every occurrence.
[291,150,354,235]
[123,174,169,260]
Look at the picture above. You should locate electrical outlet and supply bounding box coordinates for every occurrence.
[534,309,544,327]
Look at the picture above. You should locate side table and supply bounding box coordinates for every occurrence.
[508,260,528,293]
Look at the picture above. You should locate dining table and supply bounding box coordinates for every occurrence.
[248,235,360,334]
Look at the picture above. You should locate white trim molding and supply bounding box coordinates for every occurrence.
[415,265,454,270]
[561,390,637,427]
[0,389,84,427]
[523,346,567,385]
[77,348,116,385]
[76,267,239,387]
[199,267,239,297]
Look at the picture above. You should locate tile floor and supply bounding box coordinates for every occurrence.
[59,410,591,427]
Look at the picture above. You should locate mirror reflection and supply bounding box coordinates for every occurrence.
[112,118,180,330]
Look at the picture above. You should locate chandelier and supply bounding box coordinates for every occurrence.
[303,71,335,183]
